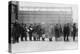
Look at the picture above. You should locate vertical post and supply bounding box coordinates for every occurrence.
[8,1,12,53]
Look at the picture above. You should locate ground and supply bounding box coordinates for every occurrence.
[11,36,78,53]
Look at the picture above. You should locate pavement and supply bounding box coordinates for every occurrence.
[11,36,78,53]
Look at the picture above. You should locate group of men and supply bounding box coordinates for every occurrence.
[54,23,77,41]
[11,21,78,44]
[11,22,45,43]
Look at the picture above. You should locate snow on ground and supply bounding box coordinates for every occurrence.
[11,36,78,53]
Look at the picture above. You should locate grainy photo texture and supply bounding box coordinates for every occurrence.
[8,1,78,53]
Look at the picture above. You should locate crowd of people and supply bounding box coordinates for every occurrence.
[10,21,78,44]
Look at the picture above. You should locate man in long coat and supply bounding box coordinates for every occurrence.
[63,24,70,41]
[54,24,60,41]
[72,23,77,41]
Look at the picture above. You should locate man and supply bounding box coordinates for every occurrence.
[33,24,38,41]
[63,23,70,41]
[72,23,77,41]
[21,24,27,41]
[59,24,62,37]
[54,24,60,41]
[28,24,33,41]
[13,21,21,43]
[41,27,45,41]
[36,24,42,41]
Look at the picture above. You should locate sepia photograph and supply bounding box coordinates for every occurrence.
[8,1,78,53]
